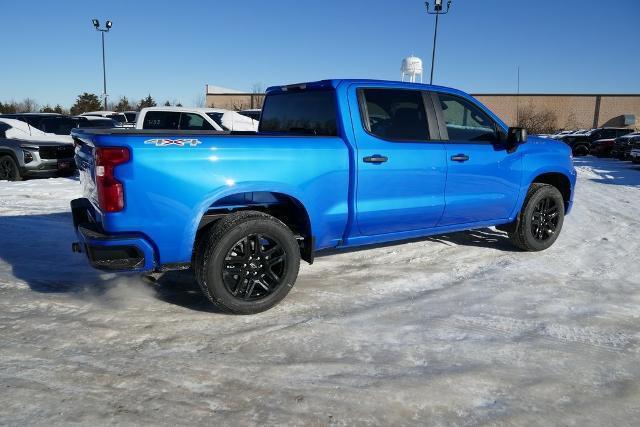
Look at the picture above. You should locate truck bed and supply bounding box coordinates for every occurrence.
[73,128,351,267]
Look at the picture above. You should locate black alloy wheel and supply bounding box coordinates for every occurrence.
[194,210,301,314]
[222,233,287,301]
[507,183,565,251]
[530,196,560,242]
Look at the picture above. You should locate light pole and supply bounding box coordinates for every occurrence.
[425,0,452,85]
[92,19,112,110]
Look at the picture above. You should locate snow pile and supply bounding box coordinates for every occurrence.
[0,157,639,425]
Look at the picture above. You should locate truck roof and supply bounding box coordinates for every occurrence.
[266,79,470,98]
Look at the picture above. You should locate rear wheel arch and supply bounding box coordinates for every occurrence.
[195,191,314,263]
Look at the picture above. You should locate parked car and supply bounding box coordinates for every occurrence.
[136,107,259,132]
[81,111,129,125]
[39,115,119,135]
[630,147,640,164]
[70,79,576,314]
[610,133,640,160]
[559,127,634,156]
[0,118,75,181]
[75,116,120,129]
[551,130,572,139]
[238,109,262,121]
[589,138,616,157]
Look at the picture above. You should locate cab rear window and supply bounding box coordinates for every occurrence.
[259,90,337,136]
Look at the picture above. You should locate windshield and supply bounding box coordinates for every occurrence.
[206,113,229,130]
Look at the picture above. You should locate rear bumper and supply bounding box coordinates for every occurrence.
[70,198,156,272]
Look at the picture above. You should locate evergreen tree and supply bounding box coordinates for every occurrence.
[114,96,133,112]
[137,94,157,110]
[70,93,102,115]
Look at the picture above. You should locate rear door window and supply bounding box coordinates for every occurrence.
[143,111,180,129]
[360,89,430,141]
[259,90,337,136]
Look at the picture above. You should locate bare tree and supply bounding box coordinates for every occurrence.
[516,103,558,135]
[193,93,206,108]
[563,112,579,131]
[252,82,264,94]
[16,98,39,113]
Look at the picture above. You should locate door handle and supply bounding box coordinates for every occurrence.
[363,154,388,164]
[451,154,470,162]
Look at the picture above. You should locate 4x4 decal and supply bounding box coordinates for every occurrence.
[144,138,202,147]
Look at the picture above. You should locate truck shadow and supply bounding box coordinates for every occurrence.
[0,212,117,294]
[0,212,224,313]
[0,212,514,314]
[317,227,518,259]
[424,228,518,251]
[142,270,227,314]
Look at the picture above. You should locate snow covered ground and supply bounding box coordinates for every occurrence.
[1,157,639,426]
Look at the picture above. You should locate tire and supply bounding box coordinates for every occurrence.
[0,155,22,181]
[508,183,565,251]
[573,145,589,157]
[194,210,300,314]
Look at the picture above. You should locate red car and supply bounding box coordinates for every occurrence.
[590,138,616,157]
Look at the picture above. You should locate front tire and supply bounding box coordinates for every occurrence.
[194,211,301,314]
[508,183,565,251]
[0,155,22,181]
[572,145,589,157]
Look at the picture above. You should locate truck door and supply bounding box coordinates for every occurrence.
[433,93,522,226]
[350,86,447,236]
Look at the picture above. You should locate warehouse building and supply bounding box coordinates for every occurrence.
[205,85,264,111]
[206,84,639,130]
[474,93,639,129]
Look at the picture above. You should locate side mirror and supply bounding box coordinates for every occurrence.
[506,127,527,152]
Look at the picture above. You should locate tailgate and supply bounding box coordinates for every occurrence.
[73,133,98,207]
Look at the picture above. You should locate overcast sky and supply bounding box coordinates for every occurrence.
[1,0,639,108]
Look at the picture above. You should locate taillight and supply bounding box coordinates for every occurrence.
[95,147,130,213]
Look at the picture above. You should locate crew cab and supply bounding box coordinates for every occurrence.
[71,79,576,314]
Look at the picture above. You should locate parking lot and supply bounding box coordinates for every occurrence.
[1,156,639,425]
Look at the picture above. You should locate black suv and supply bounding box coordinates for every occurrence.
[0,114,117,135]
[559,127,634,156]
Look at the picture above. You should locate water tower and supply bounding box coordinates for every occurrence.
[401,56,423,83]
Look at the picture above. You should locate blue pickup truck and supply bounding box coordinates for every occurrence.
[71,79,576,314]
